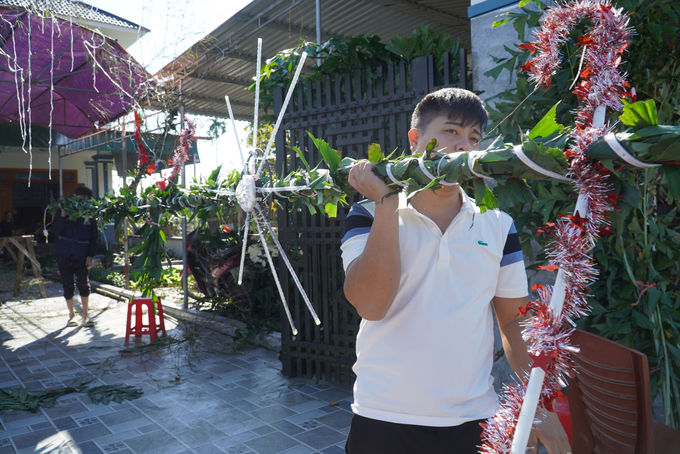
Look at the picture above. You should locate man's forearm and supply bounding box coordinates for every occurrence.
[344,197,401,321]
[501,316,533,377]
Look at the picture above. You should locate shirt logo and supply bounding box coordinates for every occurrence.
[477,240,488,246]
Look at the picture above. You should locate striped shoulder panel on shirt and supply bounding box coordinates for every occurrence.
[341,200,375,244]
[500,222,523,267]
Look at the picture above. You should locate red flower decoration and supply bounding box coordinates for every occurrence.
[530,351,555,372]
[606,192,623,211]
[517,305,531,317]
[599,3,615,21]
[222,225,231,233]
[537,264,560,272]
[598,225,615,237]
[579,66,592,80]
[518,43,536,54]
[517,58,535,74]
[576,34,593,46]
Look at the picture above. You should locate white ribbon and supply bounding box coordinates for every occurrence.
[604,132,661,169]
[386,163,408,188]
[466,151,495,180]
[418,156,457,186]
[260,185,312,193]
[513,145,572,182]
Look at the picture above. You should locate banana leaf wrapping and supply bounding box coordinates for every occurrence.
[269,132,572,214]
[52,101,680,222]
[584,100,680,198]
[585,126,680,198]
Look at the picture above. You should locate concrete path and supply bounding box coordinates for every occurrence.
[0,267,353,454]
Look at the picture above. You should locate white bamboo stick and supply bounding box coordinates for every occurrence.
[257,51,308,178]
[255,204,321,325]
[511,367,546,454]
[253,214,297,335]
[225,96,245,167]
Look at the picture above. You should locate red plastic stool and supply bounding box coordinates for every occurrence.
[125,297,167,343]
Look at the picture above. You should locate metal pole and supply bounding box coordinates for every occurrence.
[316,0,321,66]
[121,121,130,289]
[181,82,188,310]
[315,0,322,66]
[58,148,63,197]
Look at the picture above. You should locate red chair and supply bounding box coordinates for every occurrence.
[125,297,167,343]
[566,329,680,453]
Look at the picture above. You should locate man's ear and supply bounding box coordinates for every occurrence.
[407,128,420,153]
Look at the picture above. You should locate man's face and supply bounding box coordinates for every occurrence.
[409,115,482,154]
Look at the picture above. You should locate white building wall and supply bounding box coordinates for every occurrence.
[0,146,114,196]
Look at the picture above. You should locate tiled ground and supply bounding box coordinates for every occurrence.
[0,268,353,454]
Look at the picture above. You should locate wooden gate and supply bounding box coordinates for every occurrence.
[274,52,468,386]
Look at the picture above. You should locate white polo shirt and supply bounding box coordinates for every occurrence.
[341,187,528,427]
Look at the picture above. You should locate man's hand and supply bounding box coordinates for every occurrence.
[528,411,571,454]
[348,160,393,203]
[86,257,94,269]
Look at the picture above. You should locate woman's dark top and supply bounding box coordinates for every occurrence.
[53,214,98,260]
[0,220,12,237]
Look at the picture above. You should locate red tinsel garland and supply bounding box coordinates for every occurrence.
[480,1,632,451]
[134,111,156,175]
[166,116,196,184]
[154,116,197,192]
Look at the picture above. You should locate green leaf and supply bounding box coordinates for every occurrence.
[290,146,311,172]
[494,178,536,209]
[308,132,341,174]
[473,179,499,212]
[528,102,563,139]
[663,165,680,199]
[368,143,384,162]
[425,138,438,152]
[648,24,664,44]
[619,100,658,128]
[492,18,512,28]
[484,64,507,81]
[519,0,532,6]
[513,14,528,41]
[324,202,338,218]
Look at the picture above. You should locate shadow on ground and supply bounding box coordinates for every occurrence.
[0,264,353,454]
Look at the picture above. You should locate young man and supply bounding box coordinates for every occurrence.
[341,88,570,454]
[53,186,98,327]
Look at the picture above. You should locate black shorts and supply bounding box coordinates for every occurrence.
[345,414,485,454]
[57,255,90,300]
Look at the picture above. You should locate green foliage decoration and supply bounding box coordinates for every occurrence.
[250,26,466,120]
[484,0,680,427]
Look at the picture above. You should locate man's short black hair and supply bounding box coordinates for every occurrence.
[411,88,488,132]
[73,186,93,199]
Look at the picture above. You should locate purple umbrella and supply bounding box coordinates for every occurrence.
[0,6,151,139]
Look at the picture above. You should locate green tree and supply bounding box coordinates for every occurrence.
[484,0,680,427]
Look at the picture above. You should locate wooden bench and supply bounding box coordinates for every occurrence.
[0,235,47,298]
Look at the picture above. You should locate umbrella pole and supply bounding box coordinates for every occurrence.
[181,85,188,310]
[58,148,63,197]
[122,121,130,289]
